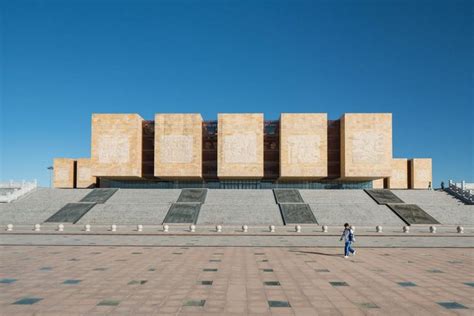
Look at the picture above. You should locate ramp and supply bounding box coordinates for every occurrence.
[80,189,118,204]
[387,204,440,225]
[177,189,207,203]
[273,189,304,203]
[365,189,404,205]
[279,204,318,224]
[163,203,201,224]
[45,203,96,224]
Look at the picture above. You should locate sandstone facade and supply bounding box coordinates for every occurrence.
[91,114,143,177]
[217,114,264,178]
[279,113,327,179]
[154,114,203,179]
[341,113,392,180]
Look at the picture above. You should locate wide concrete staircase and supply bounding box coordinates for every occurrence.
[197,190,282,225]
[77,189,180,225]
[391,190,474,225]
[300,190,405,226]
[1,188,472,226]
[0,188,92,224]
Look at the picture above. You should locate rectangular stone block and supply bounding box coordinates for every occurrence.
[218,113,264,178]
[372,178,384,189]
[279,113,327,179]
[53,158,74,188]
[341,113,392,179]
[388,158,408,189]
[76,158,95,188]
[91,114,143,177]
[410,158,432,189]
[154,114,203,178]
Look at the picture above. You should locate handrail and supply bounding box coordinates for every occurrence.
[445,180,474,205]
[0,180,38,203]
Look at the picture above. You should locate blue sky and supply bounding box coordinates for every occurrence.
[1,0,472,187]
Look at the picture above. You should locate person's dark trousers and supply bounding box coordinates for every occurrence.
[344,241,355,256]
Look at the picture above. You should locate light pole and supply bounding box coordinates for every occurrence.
[47,166,53,188]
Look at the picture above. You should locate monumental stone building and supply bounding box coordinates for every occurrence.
[53,113,432,190]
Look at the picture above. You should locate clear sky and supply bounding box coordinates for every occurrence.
[1,0,472,187]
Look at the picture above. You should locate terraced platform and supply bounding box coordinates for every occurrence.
[105,189,180,204]
[198,190,282,225]
[308,203,406,226]
[1,188,472,226]
[392,190,465,206]
[0,188,92,224]
[300,189,376,204]
[76,204,171,225]
[205,189,276,205]
[197,204,283,225]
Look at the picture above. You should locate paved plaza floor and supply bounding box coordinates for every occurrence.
[0,245,472,315]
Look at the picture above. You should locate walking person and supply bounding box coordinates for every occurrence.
[340,223,356,258]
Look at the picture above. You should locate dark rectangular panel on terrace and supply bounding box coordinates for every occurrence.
[273,189,304,203]
[163,203,201,224]
[279,204,318,224]
[387,204,440,225]
[177,189,207,203]
[45,203,96,223]
[80,188,118,203]
[364,189,404,204]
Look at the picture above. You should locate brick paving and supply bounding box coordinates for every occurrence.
[0,246,472,315]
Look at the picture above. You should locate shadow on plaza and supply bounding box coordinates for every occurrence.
[291,250,341,257]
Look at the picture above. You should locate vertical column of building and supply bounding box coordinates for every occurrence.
[76,158,96,188]
[410,158,432,189]
[154,114,203,179]
[340,113,392,180]
[91,114,144,178]
[387,158,409,189]
[217,113,264,179]
[53,158,75,188]
[279,113,328,180]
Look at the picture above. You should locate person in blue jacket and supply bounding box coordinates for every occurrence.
[340,223,356,258]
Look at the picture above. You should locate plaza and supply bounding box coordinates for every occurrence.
[0,242,472,315]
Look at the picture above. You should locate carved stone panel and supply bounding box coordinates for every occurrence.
[160,135,194,164]
[91,114,143,177]
[223,134,257,164]
[218,113,263,178]
[341,113,392,179]
[279,113,327,179]
[154,114,202,178]
[97,135,131,164]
